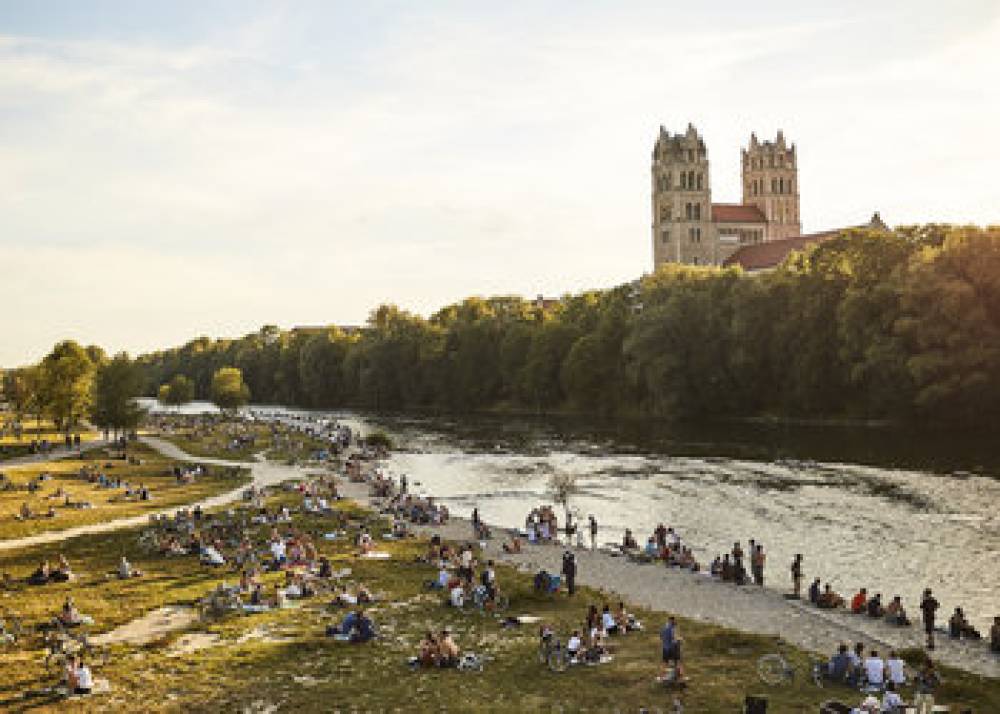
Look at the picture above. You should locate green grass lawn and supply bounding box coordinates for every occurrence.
[0,490,996,713]
[157,423,274,462]
[0,443,249,541]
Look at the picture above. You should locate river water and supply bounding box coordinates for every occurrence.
[144,401,1000,633]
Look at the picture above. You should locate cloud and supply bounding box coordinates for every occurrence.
[0,4,998,365]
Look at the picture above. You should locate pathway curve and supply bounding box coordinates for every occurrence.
[0,436,307,553]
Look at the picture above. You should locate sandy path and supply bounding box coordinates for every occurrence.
[0,436,303,553]
[0,440,110,468]
[338,480,1000,680]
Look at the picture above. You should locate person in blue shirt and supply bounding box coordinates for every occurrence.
[659,616,684,680]
[827,643,853,683]
[351,610,376,643]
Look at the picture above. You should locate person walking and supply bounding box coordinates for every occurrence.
[791,554,803,598]
[588,515,598,551]
[561,550,577,596]
[920,588,940,650]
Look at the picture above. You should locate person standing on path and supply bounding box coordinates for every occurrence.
[562,550,577,596]
[588,515,598,551]
[791,554,803,598]
[920,588,940,650]
[751,544,765,586]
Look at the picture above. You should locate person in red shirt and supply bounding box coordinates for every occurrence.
[850,588,868,614]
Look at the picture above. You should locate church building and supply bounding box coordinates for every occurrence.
[651,123,885,272]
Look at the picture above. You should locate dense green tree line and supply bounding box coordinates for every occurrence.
[8,225,1000,426]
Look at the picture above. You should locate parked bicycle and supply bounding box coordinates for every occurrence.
[757,642,824,687]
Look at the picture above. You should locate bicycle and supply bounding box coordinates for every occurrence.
[757,645,824,687]
[471,586,509,615]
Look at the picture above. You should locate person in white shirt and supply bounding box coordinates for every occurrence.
[886,651,906,685]
[881,682,903,712]
[566,630,582,660]
[270,539,286,563]
[601,605,618,635]
[201,545,225,566]
[437,565,450,589]
[863,650,885,687]
[449,584,465,608]
[74,658,93,695]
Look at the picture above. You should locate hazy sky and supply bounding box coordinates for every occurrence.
[2,1,998,366]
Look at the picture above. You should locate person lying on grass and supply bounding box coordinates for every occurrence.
[28,560,51,585]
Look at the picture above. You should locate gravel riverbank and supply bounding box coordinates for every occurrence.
[338,478,1000,680]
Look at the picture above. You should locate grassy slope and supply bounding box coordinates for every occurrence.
[0,443,249,540]
[0,491,996,713]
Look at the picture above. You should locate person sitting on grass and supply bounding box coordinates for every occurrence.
[863,649,885,689]
[827,643,854,684]
[991,615,1000,654]
[601,604,619,635]
[437,627,459,666]
[200,543,225,567]
[57,597,91,627]
[886,651,906,686]
[418,631,438,666]
[430,563,450,590]
[72,656,93,696]
[566,629,583,662]
[118,555,142,579]
[18,502,33,521]
[51,554,74,582]
[881,681,904,712]
[28,560,51,586]
[622,529,638,550]
[884,596,910,626]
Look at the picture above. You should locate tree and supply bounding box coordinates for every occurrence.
[211,367,250,415]
[91,352,146,438]
[160,374,194,410]
[548,472,580,524]
[40,341,95,432]
[2,369,31,427]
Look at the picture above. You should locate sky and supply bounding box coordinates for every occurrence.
[1,0,999,366]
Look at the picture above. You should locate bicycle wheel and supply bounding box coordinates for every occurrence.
[757,653,790,685]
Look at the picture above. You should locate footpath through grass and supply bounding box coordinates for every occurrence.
[0,442,249,541]
[1,485,997,713]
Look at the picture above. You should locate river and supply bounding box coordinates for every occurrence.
[144,401,1000,634]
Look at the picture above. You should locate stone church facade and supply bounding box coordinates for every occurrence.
[651,123,802,268]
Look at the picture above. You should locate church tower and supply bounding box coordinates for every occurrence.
[741,131,801,241]
[651,123,715,267]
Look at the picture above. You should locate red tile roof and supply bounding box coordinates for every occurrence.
[712,203,766,223]
[723,214,888,272]
[723,229,840,271]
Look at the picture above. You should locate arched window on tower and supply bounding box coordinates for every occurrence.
[680,172,687,189]
[779,177,784,194]
[696,173,703,190]
[688,171,695,188]
[685,203,692,220]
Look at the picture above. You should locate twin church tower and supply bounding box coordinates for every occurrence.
[651,123,801,267]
